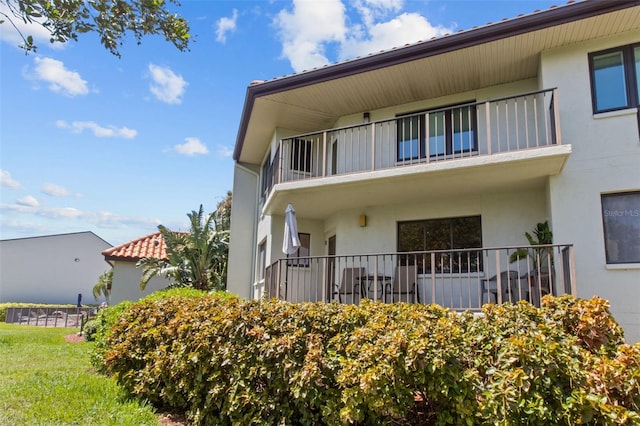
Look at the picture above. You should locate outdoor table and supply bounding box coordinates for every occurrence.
[359,274,392,300]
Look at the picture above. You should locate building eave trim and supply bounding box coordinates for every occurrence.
[233,0,639,161]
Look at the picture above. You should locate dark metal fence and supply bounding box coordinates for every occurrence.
[265,244,575,310]
[5,306,96,328]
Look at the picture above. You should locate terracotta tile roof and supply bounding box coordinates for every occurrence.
[102,231,168,262]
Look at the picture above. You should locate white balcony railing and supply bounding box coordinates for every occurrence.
[265,244,575,310]
[263,88,560,198]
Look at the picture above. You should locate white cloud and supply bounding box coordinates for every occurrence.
[217,145,233,159]
[43,206,83,218]
[16,195,39,207]
[173,137,209,156]
[86,211,162,229]
[353,0,403,28]
[0,219,52,237]
[31,57,89,96]
[0,203,82,218]
[216,9,238,43]
[41,183,82,198]
[273,0,453,73]
[148,64,187,104]
[0,201,161,233]
[340,12,451,61]
[56,120,137,139]
[0,2,65,50]
[274,0,347,72]
[0,170,21,189]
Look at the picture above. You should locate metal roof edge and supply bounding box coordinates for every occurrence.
[233,0,639,161]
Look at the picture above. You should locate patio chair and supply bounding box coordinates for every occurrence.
[334,267,365,304]
[482,270,520,304]
[387,265,418,303]
[527,266,553,307]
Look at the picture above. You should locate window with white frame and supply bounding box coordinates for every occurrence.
[601,191,640,264]
[589,44,640,114]
[257,240,266,281]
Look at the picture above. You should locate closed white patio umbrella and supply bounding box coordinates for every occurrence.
[283,204,301,255]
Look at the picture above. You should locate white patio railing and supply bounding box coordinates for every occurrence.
[262,88,560,198]
[264,244,575,310]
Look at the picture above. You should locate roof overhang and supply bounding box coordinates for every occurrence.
[234,0,640,164]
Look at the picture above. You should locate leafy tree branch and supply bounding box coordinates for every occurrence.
[0,0,190,57]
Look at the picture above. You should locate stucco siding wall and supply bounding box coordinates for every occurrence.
[0,232,111,305]
[334,79,540,130]
[541,31,640,342]
[109,261,171,305]
[324,189,547,256]
[227,164,259,299]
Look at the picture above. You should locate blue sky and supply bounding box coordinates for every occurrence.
[0,0,560,246]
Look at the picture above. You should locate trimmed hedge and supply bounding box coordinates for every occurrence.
[89,287,210,356]
[96,295,640,425]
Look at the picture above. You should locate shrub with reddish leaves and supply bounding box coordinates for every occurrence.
[95,294,640,425]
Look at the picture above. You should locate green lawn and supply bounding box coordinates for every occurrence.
[0,323,160,426]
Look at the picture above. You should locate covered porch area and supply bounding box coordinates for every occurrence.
[265,244,576,310]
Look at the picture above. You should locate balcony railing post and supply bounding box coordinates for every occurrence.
[370,122,376,171]
[430,252,436,303]
[278,139,284,184]
[322,131,327,177]
[485,101,491,155]
[373,256,379,301]
[276,259,282,299]
[321,257,327,302]
[495,250,502,304]
[569,245,577,296]
[552,88,562,146]
[425,112,431,162]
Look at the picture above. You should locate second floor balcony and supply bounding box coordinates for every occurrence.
[260,88,571,217]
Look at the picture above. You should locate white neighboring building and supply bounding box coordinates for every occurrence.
[0,231,112,305]
[228,1,640,341]
[103,231,172,305]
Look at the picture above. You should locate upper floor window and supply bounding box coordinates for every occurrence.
[261,156,271,198]
[589,44,640,113]
[397,103,477,161]
[260,146,279,199]
[601,191,640,264]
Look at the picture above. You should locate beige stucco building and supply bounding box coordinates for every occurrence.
[228,1,640,342]
[0,231,112,305]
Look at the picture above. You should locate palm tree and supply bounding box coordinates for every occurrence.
[92,269,113,301]
[138,200,230,292]
[509,221,554,269]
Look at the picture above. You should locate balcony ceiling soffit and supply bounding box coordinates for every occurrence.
[264,146,571,219]
[240,6,639,164]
